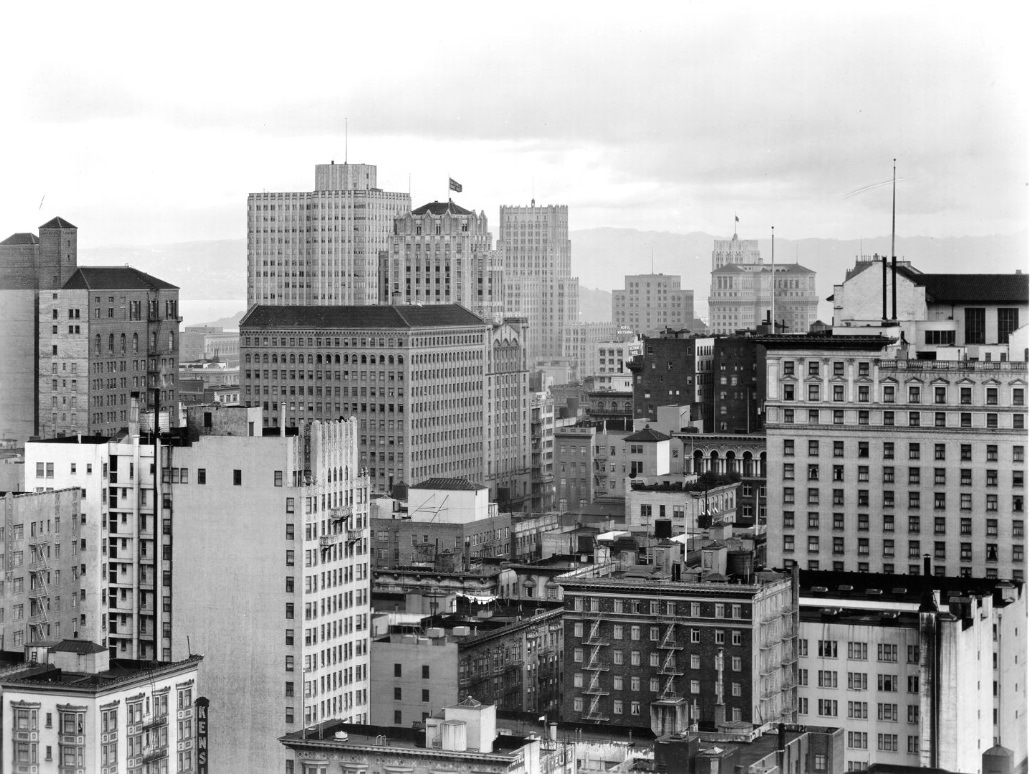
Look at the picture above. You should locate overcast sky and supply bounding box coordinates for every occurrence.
[1,2,1026,250]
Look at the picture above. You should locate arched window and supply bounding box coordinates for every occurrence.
[316,354,322,365]
[120,333,126,353]
[108,334,114,353]
[245,354,251,364]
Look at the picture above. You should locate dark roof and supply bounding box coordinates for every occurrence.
[1,232,39,246]
[63,267,178,291]
[241,304,486,330]
[411,200,472,216]
[39,216,77,229]
[712,262,815,275]
[624,426,672,443]
[753,333,895,350]
[52,639,107,654]
[918,272,1028,304]
[412,477,487,491]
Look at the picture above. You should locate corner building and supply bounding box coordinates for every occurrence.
[247,162,411,306]
[762,333,1028,579]
[240,305,530,502]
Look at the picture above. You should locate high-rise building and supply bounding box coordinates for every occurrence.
[562,322,638,381]
[247,162,411,306]
[613,273,696,335]
[380,200,504,320]
[707,233,818,334]
[166,405,370,774]
[0,217,78,442]
[761,332,1028,579]
[38,266,180,439]
[711,335,765,434]
[239,305,530,504]
[497,203,578,363]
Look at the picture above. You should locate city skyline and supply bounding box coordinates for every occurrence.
[1,4,1025,253]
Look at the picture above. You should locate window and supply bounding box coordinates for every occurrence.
[784,440,795,456]
[197,468,206,485]
[818,640,838,658]
[818,699,838,717]
[809,440,820,456]
[878,674,898,692]
[834,385,845,402]
[883,385,895,403]
[908,443,920,460]
[883,442,894,459]
[998,308,1020,342]
[965,307,986,344]
[233,469,242,486]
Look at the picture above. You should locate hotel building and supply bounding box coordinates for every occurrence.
[612,273,696,335]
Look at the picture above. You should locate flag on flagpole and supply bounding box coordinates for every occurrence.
[735,215,739,223]
[449,178,462,193]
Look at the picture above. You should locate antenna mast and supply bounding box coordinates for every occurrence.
[890,158,897,320]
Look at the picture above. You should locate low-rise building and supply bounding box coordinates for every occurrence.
[1,640,202,774]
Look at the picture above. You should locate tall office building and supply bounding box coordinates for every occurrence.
[380,200,505,320]
[38,266,180,439]
[0,217,79,442]
[707,233,818,334]
[762,333,1028,579]
[497,202,578,363]
[240,305,530,504]
[613,273,696,335]
[247,162,411,307]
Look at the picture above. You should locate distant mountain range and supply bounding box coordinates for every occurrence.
[80,230,1026,327]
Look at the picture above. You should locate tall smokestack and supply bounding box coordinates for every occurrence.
[881,253,888,322]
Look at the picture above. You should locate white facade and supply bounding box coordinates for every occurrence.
[612,273,695,335]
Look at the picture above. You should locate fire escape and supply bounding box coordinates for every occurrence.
[656,608,684,699]
[582,606,610,722]
[28,538,51,641]
[320,506,357,555]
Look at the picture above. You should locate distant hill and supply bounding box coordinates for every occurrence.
[81,230,1027,326]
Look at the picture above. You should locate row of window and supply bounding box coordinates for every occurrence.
[781,382,1024,407]
[784,535,1020,562]
[785,463,1024,487]
[781,488,1022,512]
[780,407,1024,429]
[799,641,915,662]
[783,512,1024,536]
[783,440,1024,463]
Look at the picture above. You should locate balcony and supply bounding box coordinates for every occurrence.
[584,660,610,672]
[319,534,340,548]
[141,742,168,762]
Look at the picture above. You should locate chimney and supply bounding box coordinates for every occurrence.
[280,402,287,436]
[881,253,888,321]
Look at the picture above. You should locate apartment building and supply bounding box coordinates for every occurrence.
[38,266,180,439]
[712,334,765,434]
[557,557,797,734]
[796,567,1026,773]
[612,273,696,335]
[380,200,504,320]
[1,640,202,774]
[240,304,530,502]
[562,322,637,381]
[497,203,578,363]
[247,161,411,306]
[762,333,1028,579]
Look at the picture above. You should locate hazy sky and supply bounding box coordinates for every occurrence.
[1,2,1026,250]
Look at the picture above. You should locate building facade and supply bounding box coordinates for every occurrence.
[38,266,180,439]
[612,273,695,335]
[762,333,1028,579]
[709,263,818,335]
[562,322,637,381]
[497,203,578,364]
[380,200,504,320]
[247,162,411,306]
[557,561,797,734]
[796,568,1026,773]
[240,305,529,502]
[629,334,715,430]
[712,335,765,434]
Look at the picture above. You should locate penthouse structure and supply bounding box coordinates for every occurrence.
[612,273,696,335]
[380,200,504,320]
[557,556,798,734]
[1,640,202,774]
[497,203,578,363]
[762,333,1028,579]
[38,266,180,439]
[240,305,530,503]
[796,567,1026,773]
[247,162,411,306]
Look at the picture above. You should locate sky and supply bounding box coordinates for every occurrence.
[1,2,1027,251]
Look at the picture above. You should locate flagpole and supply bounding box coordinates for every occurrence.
[770,226,776,333]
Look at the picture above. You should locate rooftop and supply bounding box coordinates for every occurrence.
[241,304,487,330]
[624,426,672,443]
[1,232,39,246]
[63,266,178,291]
[411,200,473,216]
[846,261,1029,304]
[0,654,202,693]
[412,477,488,491]
[40,216,77,230]
[281,721,529,759]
